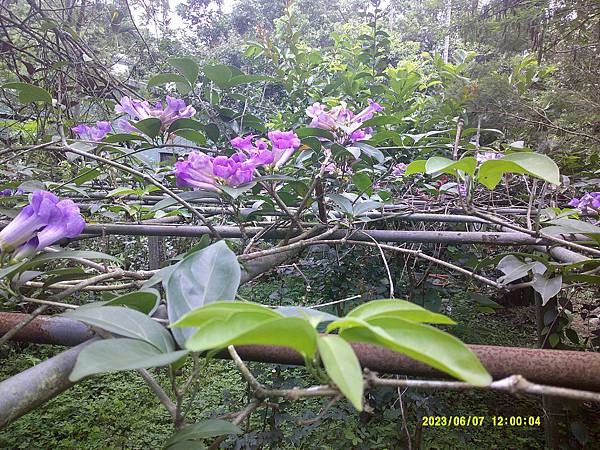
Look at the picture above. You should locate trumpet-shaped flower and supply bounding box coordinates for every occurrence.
[72,121,112,142]
[268,131,301,169]
[11,199,85,260]
[115,96,196,133]
[306,99,383,144]
[568,192,600,212]
[0,191,85,258]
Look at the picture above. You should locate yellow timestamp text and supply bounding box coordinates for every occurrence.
[421,416,542,427]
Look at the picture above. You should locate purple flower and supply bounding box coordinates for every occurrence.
[568,192,600,212]
[392,163,407,176]
[11,199,85,260]
[115,96,196,133]
[476,151,503,164]
[175,151,261,191]
[268,130,301,169]
[353,99,384,123]
[231,135,256,151]
[175,152,218,191]
[72,121,112,142]
[0,191,85,258]
[0,188,24,197]
[0,190,59,252]
[306,99,383,145]
[350,127,373,143]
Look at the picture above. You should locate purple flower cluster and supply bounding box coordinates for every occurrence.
[115,96,196,133]
[0,191,85,261]
[568,192,600,212]
[0,188,23,196]
[175,130,302,192]
[475,151,503,164]
[231,131,301,170]
[71,121,112,142]
[306,99,383,144]
[392,163,407,176]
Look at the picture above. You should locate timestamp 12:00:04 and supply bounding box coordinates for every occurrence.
[422,416,542,427]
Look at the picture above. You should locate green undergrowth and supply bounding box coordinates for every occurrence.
[0,273,593,449]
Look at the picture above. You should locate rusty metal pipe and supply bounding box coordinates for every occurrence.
[2,312,600,391]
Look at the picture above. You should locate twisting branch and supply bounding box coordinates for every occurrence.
[49,144,222,239]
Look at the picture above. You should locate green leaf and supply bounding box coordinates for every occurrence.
[339,317,491,386]
[2,82,52,104]
[477,153,560,189]
[107,187,137,197]
[71,168,102,185]
[204,123,220,142]
[147,73,189,90]
[204,65,232,89]
[168,118,204,132]
[166,241,241,347]
[352,173,372,193]
[353,142,385,164]
[69,338,188,381]
[103,290,160,314]
[168,57,200,85]
[172,301,281,328]
[404,160,426,176]
[133,118,163,139]
[219,182,256,200]
[496,255,538,285]
[531,273,562,305]
[102,133,146,144]
[63,306,175,352]
[425,157,477,176]
[226,74,273,87]
[150,191,220,212]
[318,335,363,411]
[174,129,206,146]
[347,299,456,324]
[295,127,335,141]
[184,312,282,351]
[165,419,241,449]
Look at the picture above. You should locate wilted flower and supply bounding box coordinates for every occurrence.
[475,151,503,164]
[306,99,384,144]
[72,121,112,142]
[115,96,196,133]
[0,191,85,259]
[568,192,600,212]
[392,163,407,176]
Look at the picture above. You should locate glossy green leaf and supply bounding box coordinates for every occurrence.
[295,127,335,141]
[69,338,188,381]
[318,335,363,411]
[425,156,477,176]
[347,299,455,324]
[133,118,162,139]
[2,82,52,104]
[173,301,281,328]
[103,290,160,314]
[174,129,206,146]
[404,160,426,175]
[147,73,189,89]
[339,317,492,386]
[184,312,281,351]
[204,64,232,88]
[168,57,200,85]
[166,241,241,347]
[477,153,560,189]
[63,306,175,352]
